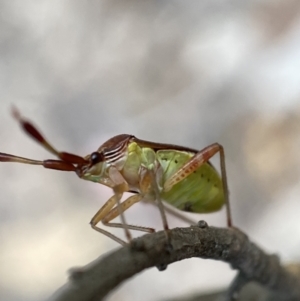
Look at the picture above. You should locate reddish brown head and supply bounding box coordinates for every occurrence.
[75,134,134,182]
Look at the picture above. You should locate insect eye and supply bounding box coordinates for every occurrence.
[90,152,103,165]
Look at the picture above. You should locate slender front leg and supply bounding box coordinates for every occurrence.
[90,193,127,246]
[163,143,232,227]
[90,193,154,246]
[102,194,155,233]
[90,166,133,245]
[108,167,132,241]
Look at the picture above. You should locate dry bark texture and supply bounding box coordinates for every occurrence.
[48,223,300,301]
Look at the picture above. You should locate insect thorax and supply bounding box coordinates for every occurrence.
[120,142,194,190]
[119,142,224,213]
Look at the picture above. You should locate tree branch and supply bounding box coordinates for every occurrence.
[48,222,300,301]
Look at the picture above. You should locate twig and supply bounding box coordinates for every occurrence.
[48,223,300,301]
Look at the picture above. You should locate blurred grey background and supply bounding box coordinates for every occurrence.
[1,1,300,300]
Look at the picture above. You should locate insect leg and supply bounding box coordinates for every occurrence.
[90,193,128,246]
[161,202,197,225]
[90,194,154,245]
[164,143,232,227]
[141,169,170,244]
[142,198,198,225]
[102,194,155,233]
[108,167,132,242]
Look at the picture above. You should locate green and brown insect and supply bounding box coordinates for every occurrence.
[0,108,232,245]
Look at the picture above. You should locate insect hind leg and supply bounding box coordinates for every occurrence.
[163,143,232,227]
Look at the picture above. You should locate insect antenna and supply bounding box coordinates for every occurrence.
[0,152,77,171]
[12,106,86,164]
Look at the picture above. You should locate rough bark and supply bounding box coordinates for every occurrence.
[48,223,300,301]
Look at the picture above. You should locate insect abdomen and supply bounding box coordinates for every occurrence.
[157,150,224,213]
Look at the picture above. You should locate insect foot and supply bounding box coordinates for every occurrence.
[164,241,174,254]
[130,238,146,252]
[68,267,86,281]
[197,220,208,228]
[155,234,174,272]
[156,263,168,271]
